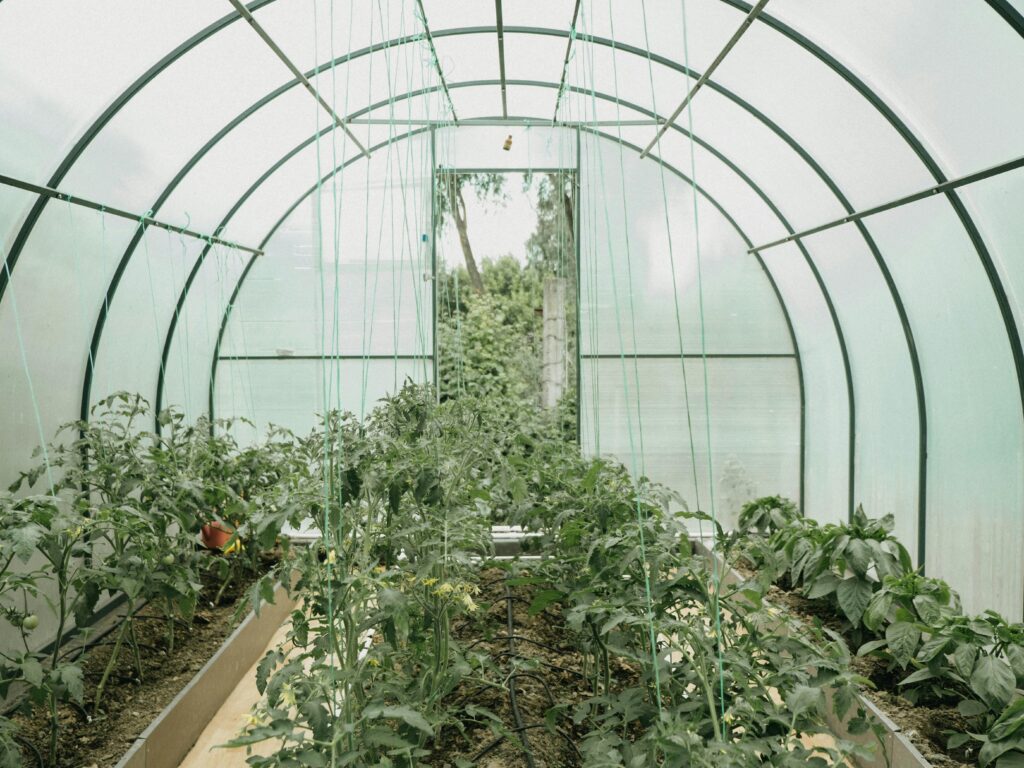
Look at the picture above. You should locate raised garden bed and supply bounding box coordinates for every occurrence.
[7,569,291,768]
[693,537,934,768]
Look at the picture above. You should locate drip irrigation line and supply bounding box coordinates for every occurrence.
[505,580,537,768]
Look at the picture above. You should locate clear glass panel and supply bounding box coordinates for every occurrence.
[580,357,801,528]
[579,133,791,356]
[759,242,850,524]
[214,358,431,446]
[775,1,1024,175]
[865,197,1024,619]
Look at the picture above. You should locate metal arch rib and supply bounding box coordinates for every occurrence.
[62,23,916,527]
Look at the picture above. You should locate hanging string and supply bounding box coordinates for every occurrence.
[579,0,664,718]
[2,256,54,493]
[638,0,705,520]
[677,0,729,737]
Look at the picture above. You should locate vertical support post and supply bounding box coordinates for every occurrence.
[542,277,568,409]
[575,126,582,445]
[430,127,439,397]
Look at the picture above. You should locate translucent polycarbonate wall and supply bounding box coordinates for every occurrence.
[1,0,1023,621]
[578,133,801,528]
[215,132,434,442]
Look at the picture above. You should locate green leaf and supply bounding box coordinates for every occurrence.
[369,705,433,735]
[948,732,971,750]
[785,684,823,718]
[806,572,840,600]
[1005,645,1024,684]
[528,589,564,616]
[845,538,872,576]
[362,728,416,750]
[857,639,889,656]
[58,664,84,703]
[971,655,1016,711]
[900,667,936,686]
[956,643,979,678]
[995,752,1024,768]
[836,577,874,626]
[21,657,43,688]
[886,621,921,668]
[917,633,950,663]
[958,699,989,717]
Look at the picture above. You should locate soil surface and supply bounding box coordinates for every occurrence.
[9,559,268,767]
[426,568,598,768]
[735,560,974,767]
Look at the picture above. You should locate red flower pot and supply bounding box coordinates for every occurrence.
[201,522,234,551]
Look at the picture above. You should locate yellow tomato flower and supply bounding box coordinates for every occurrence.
[433,582,455,596]
[461,594,478,613]
[280,684,297,707]
[367,657,381,667]
[326,549,337,565]
[421,577,438,587]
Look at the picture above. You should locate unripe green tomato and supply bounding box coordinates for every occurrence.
[22,615,38,631]
[161,554,175,566]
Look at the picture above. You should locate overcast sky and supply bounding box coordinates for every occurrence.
[437,172,538,269]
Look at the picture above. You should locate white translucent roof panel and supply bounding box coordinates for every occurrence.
[961,167,1024,349]
[0,0,227,184]
[711,19,936,207]
[251,0,415,76]
[800,225,921,554]
[579,133,791,356]
[432,32,501,87]
[0,206,138,488]
[866,196,1024,619]
[90,227,207,409]
[0,187,33,257]
[218,126,369,246]
[501,1,579,29]
[419,0,495,31]
[503,32,573,86]
[776,1,1024,174]
[760,242,850,524]
[59,20,287,215]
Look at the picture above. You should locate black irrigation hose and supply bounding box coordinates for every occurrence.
[471,722,583,763]
[468,633,571,656]
[490,649,588,679]
[505,580,538,768]
[15,735,43,767]
[510,671,556,709]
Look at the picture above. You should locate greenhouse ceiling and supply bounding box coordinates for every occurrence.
[1,0,1023,628]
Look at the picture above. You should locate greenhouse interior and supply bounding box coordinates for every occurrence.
[1,1,1023,766]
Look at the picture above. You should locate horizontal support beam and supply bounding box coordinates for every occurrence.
[0,172,263,256]
[641,0,770,158]
[226,0,370,158]
[220,354,432,361]
[749,153,1024,254]
[581,352,795,359]
[436,167,573,174]
[347,117,664,127]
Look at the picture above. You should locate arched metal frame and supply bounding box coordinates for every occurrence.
[0,4,1017,562]
[206,122,809,505]
[91,25,919,543]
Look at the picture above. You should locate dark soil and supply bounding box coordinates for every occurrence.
[10,559,268,768]
[426,568,599,768]
[736,560,974,767]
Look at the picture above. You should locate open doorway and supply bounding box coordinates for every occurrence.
[434,169,578,439]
